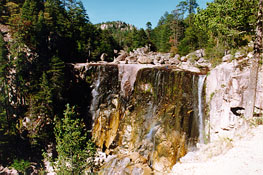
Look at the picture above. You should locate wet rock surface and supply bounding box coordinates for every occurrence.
[72,63,205,174]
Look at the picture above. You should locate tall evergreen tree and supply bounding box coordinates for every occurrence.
[54,104,96,174]
[188,0,198,14]
[0,32,17,165]
[0,32,10,130]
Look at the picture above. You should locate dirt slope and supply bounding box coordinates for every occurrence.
[171,125,263,175]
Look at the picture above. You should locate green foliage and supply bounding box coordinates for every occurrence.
[151,0,258,59]
[126,28,151,51]
[54,104,96,174]
[96,21,155,52]
[11,159,31,174]
[90,29,120,61]
[27,72,53,144]
[204,44,225,67]
[178,24,198,55]
[195,0,258,50]
[0,31,16,133]
[152,12,173,52]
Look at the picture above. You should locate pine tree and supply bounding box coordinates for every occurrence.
[0,32,12,132]
[54,104,96,174]
[0,0,7,23]
[26,72,53,146]
[31,72,53,119]
[0,31,9,131]
[188,0,198,14]
[0,32,16,165]
[21,0,41,22]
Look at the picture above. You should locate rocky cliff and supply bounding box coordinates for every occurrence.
[72,63,206,174]
[206,52,263,141]
[70,45,263,174]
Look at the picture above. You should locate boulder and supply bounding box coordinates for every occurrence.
[125,56,137,63]
[134,46,149,55]
[195,49,205,58]
[159,57,165,64]
[156,56,161,61]
[168,58,180,65]
[137,56,153,64]
[179,62,201,73]
[0,166,18,175]
[205,58,263,141]
[115,52,128,62]
[235,51,246,59]
[197,57,205,63]
[247,52,254,59]
[100,53,107,61]
[165,60,171,64]
[174,54,181,60]
[153,59,160,65]
[222,54,232,62]
[181,56,187,62]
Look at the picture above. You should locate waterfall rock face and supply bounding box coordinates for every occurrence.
[72,63,205,173]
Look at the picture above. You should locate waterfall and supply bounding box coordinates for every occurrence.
[198,75,206,144]
[146,123,159,168]
[90,67,102,122]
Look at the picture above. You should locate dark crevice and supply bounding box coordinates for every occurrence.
[230,107,245,116]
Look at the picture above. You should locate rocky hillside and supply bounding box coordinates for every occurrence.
[97,21,135,31]
[77,42,263,174]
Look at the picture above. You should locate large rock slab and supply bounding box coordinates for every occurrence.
[206,57,263,141]
[137,56,153,64]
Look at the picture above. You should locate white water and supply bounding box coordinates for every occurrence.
[146,123,159,168]
[90,67,102,122]
[146,123,159,140]
[198,75,206,144]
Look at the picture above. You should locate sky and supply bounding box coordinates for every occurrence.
[83,0,214,29]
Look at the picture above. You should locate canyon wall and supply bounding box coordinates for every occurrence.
[71,52,263,174]
[72,63,206,173]
[206,55,263,141]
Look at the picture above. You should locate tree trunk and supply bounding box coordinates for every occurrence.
[245,0,262,118]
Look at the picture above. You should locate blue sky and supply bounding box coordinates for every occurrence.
[83,0,214,29]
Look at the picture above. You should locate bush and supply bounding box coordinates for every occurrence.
[54,104,96,175]
[11,159,31,174]
[205,45,225,67]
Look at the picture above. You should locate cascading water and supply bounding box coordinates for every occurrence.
[198,75,206,144]
[90,66,103,123]
[73,63,203,173]
[146,123,159,168]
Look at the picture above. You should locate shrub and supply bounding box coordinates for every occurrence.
[11,159,31,174]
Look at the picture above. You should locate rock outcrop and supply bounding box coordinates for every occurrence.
[98,46,211,74]
[71,43,263,174]
[72,63,206,173]
[206,51,263,141]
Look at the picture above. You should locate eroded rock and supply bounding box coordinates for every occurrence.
[137,56,153,64]
[72,63,201,173]
[222,54,233,62]
[206,56,263,141]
